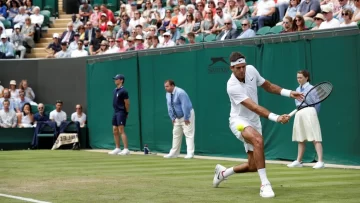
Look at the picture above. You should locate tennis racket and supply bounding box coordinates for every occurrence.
[288,81,333,117]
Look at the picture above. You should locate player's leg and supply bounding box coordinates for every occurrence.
[108,113,122,155]
[164,119,183,158]
[312,141,324,169]
[118,113,130,155]
[288,142,305,167]
[183,109,195,159]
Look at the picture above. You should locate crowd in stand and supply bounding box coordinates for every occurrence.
[1,0,360,58]
[0,0,45,58]
[0,80,87,128]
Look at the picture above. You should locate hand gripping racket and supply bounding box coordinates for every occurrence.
[288,81,333,117]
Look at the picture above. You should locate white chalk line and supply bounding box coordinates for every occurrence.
[0,193,51,203]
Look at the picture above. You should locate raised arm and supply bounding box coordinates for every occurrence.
[261,80,304,100]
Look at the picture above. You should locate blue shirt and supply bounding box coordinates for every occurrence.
[166,87,193,121]
[295,82,320,114]
[0,98,17,111]
[34,112,49,122]
[16,97,31,111]
[113,86,129,113]
[0,41,14,57]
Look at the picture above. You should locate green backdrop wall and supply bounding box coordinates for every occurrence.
[86,32,360,165]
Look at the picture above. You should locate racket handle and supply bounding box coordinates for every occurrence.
[289,109,298,117]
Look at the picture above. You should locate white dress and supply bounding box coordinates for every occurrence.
[21,114,33,128]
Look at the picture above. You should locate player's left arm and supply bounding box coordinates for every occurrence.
[260,80,304,100]
[123,90,130,114]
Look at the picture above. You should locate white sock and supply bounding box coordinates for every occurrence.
[223,167,235,178]
[115,148,120,150]
[258,168,270,185]
[124,148,128,151]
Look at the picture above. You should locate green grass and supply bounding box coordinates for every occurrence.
[0,150,360,203]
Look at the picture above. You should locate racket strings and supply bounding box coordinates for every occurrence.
[305,83,333,105]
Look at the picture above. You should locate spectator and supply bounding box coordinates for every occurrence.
[96,40,109,54]
[116,38,127,52]
[0,25,4,35]
[129,10,146,31]
[104,21,116,38]
[162,32,176,47]
[0,1,8,21]
[135,35,145,50]
[17,102,34,128]
[116,20,131,39]
[236,19,256,38]
[217,0,226,12]
[155,0,166,19]
[352,0,360,22]
[176,5,188,27]
[126,36,135,51]
[9,80,19,100]
[45,33,61,58]
[226,0,238,18]
[150,35,162,48]
[135,24,145,37]
[6,0,20,27]
[105,37,117,53]
[71,14,83,32]
[0,100,17,128]
[0,34,15,59]
[89,5,100,27]
[187,32,196,44]
[0,88,18,111]
[60,22,75,44]
[284,0,301,20]
[68,32,83,53]
[29,6,44,27]
[10,24,26,59]
[71,104,86,128]
[100,4,115,24]
[89,28,106,55]
[177,36,186,45]
[292,15,308,31]
[79,0,93,23]
[55,42,71,58]
[297,0,321,21]
[144,33,153,49]
[84,21,95,46]
[213,7,236,33]
[216,17,239,40]
[280,16,294,33]
[13,6,28,27]
[192,10,202,35]
[16,89,31,110]
[319,5,340,29]
[19,80,35,101]
[340,9,357,27]
[334,0,354,23]
[49,100,67,127]
[311,13,325,30]
[33,103,49,125]
[71,40,88,57]
[78,25,86,40]
[0,81,3,97]
[233,0,250,21]
[251,0,276,31]
[182,13,195,37]
[24,0,34,16]
[21,17,35,48]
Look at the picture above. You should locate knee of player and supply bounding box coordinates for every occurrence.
[253,135,264,148]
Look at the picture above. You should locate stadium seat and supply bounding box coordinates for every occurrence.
[1,19,11,29]
[204,34,216,42]
[305,20,313,29]
[266,25,283,34]
[40,10,51,27]
[32,0,43,10]
[256,26,271,35]
[234,20,242,30]
[44,104,55,115]
[246,1,253,7]
[31,105,38,114]
[93,0,105,6]
[114,11,120,17]
[195,33,204,42]
[44,0,59,17]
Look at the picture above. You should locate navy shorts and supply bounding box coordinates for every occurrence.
[112,112,127,126]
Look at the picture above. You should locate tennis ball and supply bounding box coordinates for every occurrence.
[236,124,245,132]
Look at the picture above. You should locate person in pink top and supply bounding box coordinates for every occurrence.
[135,35,144,50]
[116,38,127,52]
[100,4,116,24]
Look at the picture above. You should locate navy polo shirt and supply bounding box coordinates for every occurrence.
[34,112,50,122]
[113,86,129,113]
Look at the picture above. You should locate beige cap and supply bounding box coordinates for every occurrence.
[314,13,325,21]
[10,80,16,85]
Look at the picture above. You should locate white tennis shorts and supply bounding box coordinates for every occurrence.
[229,117,262,153]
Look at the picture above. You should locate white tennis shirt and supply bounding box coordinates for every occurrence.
[227,65,265,124]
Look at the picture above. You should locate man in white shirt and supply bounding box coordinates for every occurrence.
[251,0,276,31]
[212,52,303,198]
[13,7,29,27]
[71,104,86,128]
[162,32,176,47]
[0,100,17,128]
[71,40,88,57]
[212,7,237,33]
[319,5,340,29]
[49,100,67,127]
[30,7,44,27]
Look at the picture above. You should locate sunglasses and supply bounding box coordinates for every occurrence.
[38,107,44,109]
[224,23,231,25]
[241,24,248,26]
[342,13,348,16]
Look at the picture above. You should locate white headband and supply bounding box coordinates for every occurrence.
[230,58,246,66]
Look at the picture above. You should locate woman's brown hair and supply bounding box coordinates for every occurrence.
[297,70,310,82]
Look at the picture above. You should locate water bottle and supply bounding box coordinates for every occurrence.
[144,144,149,155]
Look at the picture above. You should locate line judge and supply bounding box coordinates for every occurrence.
[163,80,195,159]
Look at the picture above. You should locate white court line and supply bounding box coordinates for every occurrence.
[0,193,51,203]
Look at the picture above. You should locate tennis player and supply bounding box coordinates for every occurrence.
[212,52,304,198]
[108,74,130,156]
[287,70,324,169]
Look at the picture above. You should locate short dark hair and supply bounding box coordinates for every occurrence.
[297,70,311,82]
[56,100,63,105]
[229,52,245,64]
[216,7,222,11]
[165,79,175,86]
[3,100,10,104]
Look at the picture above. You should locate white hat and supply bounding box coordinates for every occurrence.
[0,33,7,39]
[321,5,333,13]
[135,35,143,40]
[10,80,16,85]
[107,21,114,26]
[314,13,325,21]
[53,33,59,38]
[163,32,171,36]
[14,24,21,29]
[101,13,107,17]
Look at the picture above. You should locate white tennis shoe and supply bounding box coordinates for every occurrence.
[287,160,303,168]
[118,149,130,155]
[108,148,121,155]
[260,184,275,198]
[213,164,227,188]
[313,162,325,169]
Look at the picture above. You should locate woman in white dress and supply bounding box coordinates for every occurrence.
[17,103,34,128]
[287,70,325,169]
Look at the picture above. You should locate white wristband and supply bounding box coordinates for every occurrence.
[280,89,292,97]
[268,113,280,122]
